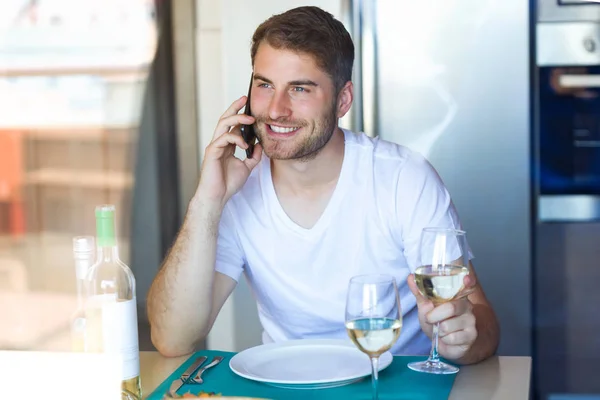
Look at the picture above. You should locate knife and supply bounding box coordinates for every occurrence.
[167,356,207,396]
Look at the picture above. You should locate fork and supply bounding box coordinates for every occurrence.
[190,356,224,384]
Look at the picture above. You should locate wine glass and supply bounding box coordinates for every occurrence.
[407,227,471,374]
[345,274,402,400]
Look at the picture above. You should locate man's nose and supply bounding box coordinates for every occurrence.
[268,91,292,121]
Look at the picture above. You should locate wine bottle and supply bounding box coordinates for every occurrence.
[71,236,95,352]
[85,205,141,400]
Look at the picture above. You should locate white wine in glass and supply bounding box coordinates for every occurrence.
[408,227,471,375]
[414,264,469,305]
[345,274,402,400]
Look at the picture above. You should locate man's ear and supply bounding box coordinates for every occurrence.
[336,81,353,118]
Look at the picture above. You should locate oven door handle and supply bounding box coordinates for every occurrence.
[559,74,600,88]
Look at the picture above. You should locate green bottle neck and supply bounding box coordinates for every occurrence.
[96,216,117,247]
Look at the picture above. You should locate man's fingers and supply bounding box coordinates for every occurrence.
[464,273,477,289]
[438,312,476,338]
[438,312,478,347]
[439,328,477,347]
[213,114,255,140]
[426,298,472,325]
[407,274,429,307]
[213,97,255,140]
[206,132,248,158]
[244,143,263,169]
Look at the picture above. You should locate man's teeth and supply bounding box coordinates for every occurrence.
[269,125,299,134]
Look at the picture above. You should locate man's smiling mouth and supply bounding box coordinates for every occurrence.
[269,124,301,134]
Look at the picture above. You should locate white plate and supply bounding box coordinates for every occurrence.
[229,339,393,389]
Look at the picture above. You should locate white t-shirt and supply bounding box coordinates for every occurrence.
[215,129,469,355]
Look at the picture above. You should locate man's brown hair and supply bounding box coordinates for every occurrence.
[251,6,354,93]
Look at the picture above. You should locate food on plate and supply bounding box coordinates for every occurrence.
[165,390,270,399]
[164,391,220,398]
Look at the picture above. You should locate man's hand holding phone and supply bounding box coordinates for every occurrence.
[196,95,263,209]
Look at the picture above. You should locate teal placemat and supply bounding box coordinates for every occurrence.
[146,350,456,400]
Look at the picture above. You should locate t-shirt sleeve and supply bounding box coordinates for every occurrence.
[395,151,473,272]
[214,203,245,282]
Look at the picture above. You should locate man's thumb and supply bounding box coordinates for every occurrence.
[407,273,428,305]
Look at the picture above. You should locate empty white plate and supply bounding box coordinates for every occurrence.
[229,338,393,389]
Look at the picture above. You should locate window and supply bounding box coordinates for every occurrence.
[0,0,157,351]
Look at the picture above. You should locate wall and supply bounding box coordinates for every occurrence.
[195,0,247,351]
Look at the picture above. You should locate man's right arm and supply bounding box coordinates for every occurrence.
[146,199,237,357]
[146,95,262,358]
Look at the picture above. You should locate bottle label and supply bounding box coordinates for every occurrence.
[86,296,140,380]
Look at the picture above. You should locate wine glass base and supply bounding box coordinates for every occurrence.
[407,360,459,375]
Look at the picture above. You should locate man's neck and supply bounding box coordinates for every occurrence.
[271,128,345,194]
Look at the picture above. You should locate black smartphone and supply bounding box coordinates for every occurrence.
[240,74,257,159]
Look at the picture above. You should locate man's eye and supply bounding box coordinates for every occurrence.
[292,87,306,92]
[258,83,271,89]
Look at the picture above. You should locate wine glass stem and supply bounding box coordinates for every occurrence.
[429,322,441,363]
[370,356,380,400]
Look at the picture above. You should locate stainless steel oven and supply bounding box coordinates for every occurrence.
[538,0,600,23]
[536,22,600,221]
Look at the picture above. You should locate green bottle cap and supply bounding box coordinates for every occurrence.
[95,205,117,247]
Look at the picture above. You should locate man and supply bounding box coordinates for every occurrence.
[147,6,499,364]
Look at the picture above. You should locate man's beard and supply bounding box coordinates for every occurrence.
[254,103,338,161]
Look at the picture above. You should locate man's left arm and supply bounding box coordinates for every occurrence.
[408,261,500,365]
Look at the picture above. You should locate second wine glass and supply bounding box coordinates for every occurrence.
[407,227,471,375]
[345,274,402,400]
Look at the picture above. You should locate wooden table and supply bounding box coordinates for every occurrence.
[140,352,531,399]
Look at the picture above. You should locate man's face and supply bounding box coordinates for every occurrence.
[251,43,339,161]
